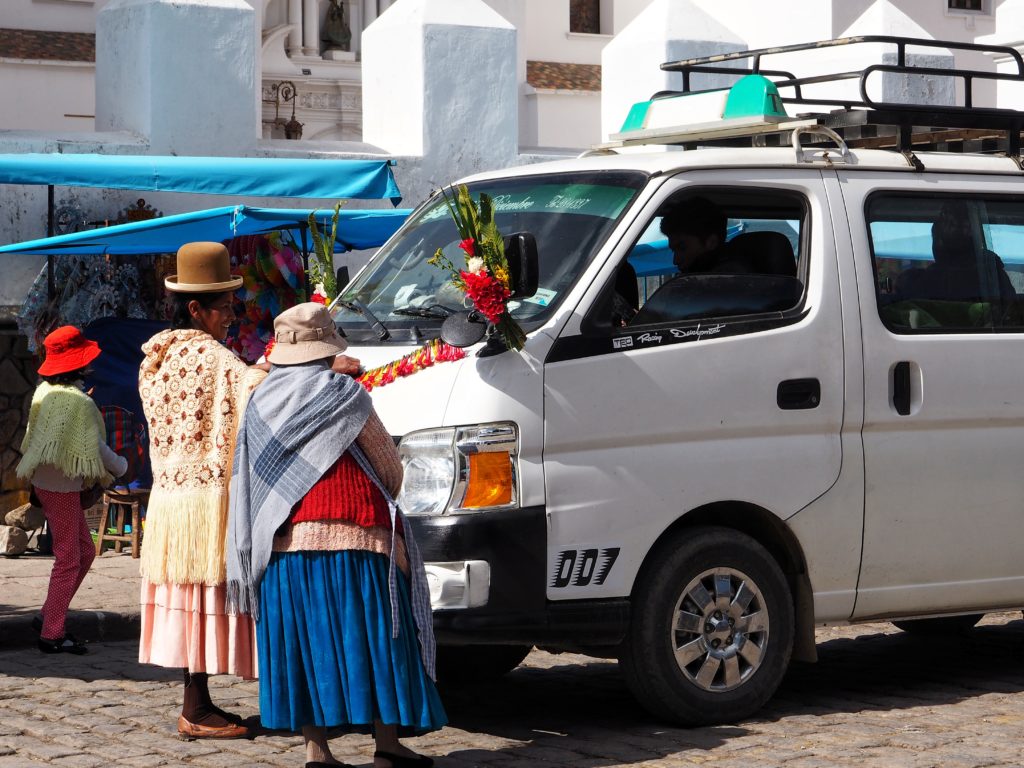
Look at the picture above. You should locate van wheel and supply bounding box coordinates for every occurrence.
[620,527,794,726]
[435,644,531,686]
[892,614,983,636]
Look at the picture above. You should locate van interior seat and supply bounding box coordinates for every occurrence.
[725,231,797,277]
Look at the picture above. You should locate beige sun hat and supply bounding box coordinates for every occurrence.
[165,242,243,293]
[268,302,348,365]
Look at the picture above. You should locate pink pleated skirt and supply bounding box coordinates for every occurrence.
[139,579,256,679]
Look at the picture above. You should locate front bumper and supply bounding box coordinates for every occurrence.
[407,505,629,648]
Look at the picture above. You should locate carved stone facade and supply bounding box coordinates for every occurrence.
[261,77,362,141]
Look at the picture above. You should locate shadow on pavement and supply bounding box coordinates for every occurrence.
[438,618,1024,766]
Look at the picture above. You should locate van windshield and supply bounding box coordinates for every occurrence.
[335,171,647,343]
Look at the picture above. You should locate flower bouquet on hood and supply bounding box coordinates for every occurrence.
[427,185,527,352]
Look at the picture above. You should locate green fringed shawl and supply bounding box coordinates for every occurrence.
[17,382,111,486]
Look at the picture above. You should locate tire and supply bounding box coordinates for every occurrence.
[892,614,983,636]
[620,526,794,726]
[435,644,532,686]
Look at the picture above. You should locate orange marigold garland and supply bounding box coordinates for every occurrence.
[356,339,467,392]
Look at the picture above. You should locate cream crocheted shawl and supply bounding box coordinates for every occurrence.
[138,328,266,586]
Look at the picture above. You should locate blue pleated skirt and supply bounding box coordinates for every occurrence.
[256,549,447,734]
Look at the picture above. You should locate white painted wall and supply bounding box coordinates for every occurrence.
[1,0,108,32]
[362,0,517,182]
[96,0,259,154]
[522,90,600,149]
[0,62,95,131]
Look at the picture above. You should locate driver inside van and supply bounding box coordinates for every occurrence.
[661,197,734,274]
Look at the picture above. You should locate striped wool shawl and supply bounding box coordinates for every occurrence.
[226,360,436,679]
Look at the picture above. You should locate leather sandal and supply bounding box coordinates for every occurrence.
[374,750,434,768]
[176,714,250,740]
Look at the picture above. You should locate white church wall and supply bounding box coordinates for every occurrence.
[0,62,95,132]
[2,0,107,33]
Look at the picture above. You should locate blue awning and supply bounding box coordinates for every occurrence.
[0,154,401,202]
[0,205,411,256]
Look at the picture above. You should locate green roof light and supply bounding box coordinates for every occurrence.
[722,75,788,120]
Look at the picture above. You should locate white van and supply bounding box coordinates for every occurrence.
[333,37,1024,725]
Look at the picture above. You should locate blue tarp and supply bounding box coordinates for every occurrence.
[0,205,411,256]
[0,153,401,202]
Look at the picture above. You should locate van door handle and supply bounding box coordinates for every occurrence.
[777,378,820,410]
[893,361,911,416]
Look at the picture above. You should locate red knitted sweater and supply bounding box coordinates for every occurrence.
[289,451,396,530]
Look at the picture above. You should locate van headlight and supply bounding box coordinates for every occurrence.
[398,422,518,516]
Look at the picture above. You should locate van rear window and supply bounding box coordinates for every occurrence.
[868,195,1024,333]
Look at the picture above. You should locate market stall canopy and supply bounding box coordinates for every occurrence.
[0,205,412,256]
[0,154,401,202]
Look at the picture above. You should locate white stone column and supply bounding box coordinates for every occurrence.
[362,0,377,28]
[601,0,746,142]
[96,0,259,154]
[362,0,518,184]
[287,0,302,53]
[302,0,319,54]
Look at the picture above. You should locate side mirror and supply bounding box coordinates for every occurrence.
[335,265,350,290]
[503,232,539,299]
[440,311,488,348]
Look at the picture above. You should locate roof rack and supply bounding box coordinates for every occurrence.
[614,36,1024,157]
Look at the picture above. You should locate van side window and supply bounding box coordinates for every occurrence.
[603,189,806,330]
[869,195,1024,333]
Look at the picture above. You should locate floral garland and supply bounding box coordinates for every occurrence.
[428,185,526,352]
[260,336,466,391]
[356,339,467,391]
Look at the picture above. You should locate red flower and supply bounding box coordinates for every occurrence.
[264,339,276,359]
[458,238,477,257]
[460,269,510,324]
[310,292,328,305]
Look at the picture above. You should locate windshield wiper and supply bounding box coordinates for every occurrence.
[336,299,390,341]
[392,304,454,319]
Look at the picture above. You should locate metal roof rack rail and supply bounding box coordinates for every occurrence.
[653,35,1024,156]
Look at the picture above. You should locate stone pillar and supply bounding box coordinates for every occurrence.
[302,0,319,55]
[601,0,745,142]
[363,0,377,28]
[362,0,518,185]
[0,331,36,515]
[288,0,303,53]
[839,3,954,108]
[96,0,259,155]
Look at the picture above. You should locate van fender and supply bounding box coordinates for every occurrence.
[632,501,817,663]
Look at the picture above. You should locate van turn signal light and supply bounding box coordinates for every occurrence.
[462,452,514,508]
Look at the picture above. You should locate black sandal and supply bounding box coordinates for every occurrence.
[38,635,88,655]
[374,751,434,768]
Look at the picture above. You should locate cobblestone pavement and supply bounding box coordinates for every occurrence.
[2,613,1024,767]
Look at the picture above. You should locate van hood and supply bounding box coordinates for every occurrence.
[349,343,467,436]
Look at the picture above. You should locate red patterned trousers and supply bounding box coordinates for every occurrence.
[34,487,95,640]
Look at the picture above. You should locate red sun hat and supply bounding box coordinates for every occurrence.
[37,326,101,377]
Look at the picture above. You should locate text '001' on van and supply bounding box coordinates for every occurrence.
[331,35,1024,725]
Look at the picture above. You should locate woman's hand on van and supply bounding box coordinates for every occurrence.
[332,354,363,377]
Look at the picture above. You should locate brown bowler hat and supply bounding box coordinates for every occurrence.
[165,242,243,293]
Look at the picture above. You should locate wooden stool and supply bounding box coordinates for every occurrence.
[94,488,148,558]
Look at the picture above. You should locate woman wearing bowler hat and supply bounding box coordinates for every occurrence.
[137,242,268,739]
[17,326,128,655]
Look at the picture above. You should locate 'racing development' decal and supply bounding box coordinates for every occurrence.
[551,547,620,588]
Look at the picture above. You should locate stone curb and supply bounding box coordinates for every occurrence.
[0,609,141,651]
